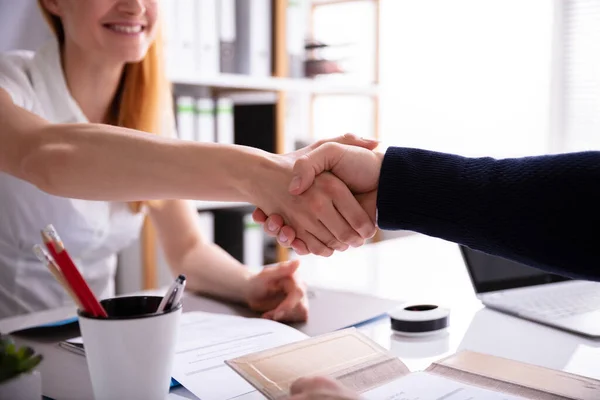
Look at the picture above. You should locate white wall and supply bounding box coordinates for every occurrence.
[0,0,52,52]
[558,0,600,152]
[117,236,174,295]
[117,210,215,295]
[379,0,555,158]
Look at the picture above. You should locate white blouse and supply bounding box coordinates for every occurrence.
[0,39,146,318]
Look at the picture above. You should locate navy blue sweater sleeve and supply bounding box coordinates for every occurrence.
[376,147,600,281]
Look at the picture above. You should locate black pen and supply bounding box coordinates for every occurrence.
[157,274,186,313]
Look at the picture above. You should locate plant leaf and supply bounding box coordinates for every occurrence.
[5,343,15,355]
[16,346,28,360]
[17,355,43,374]
[0,340,43,384]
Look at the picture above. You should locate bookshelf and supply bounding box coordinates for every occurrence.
[171,73,379,95]
[141,0,381,289]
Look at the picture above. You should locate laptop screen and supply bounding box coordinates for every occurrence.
[459,245,570,293]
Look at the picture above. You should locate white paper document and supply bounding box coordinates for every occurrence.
[364,371,527,400]
[171,312,308,400]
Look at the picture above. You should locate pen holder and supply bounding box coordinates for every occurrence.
[78,296,181,400]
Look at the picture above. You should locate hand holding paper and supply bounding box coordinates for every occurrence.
[226,329,600,400]
[289,376,360,400]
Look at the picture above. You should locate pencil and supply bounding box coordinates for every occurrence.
[42,225,108,318]
[40,229,94,315]
[33,244,84,310]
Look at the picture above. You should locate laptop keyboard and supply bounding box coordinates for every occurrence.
[488,283,600,320]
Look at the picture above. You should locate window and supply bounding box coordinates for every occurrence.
[379,0,555,158]
[309,1,378,143]
[557,0,600,152]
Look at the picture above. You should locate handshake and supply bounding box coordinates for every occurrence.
[250,134,385,257]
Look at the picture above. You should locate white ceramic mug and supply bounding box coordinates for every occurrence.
[78,296,181,400]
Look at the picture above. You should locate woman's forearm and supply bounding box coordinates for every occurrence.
[19,123,274,202]
[2,89,378,254]
[150,199,253,304]
[172,241,252,304]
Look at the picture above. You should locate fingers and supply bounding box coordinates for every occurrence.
[260,259,300,280]
[299,230,334,257]
[286,174,357,251]
[289,143,347,195]
[259,215,298,248]
[331,194,376,241]
[256,213,331,255]
[259,143,376,254]
[254,211,301,249]
[355,192,377,224]
[313,198,356,249]
[261,208,346,255]
[290,376,361,400]
[275,225,297,247]
[262,213,284,237]
[290,238,309,255]
[312,133,379,152]
[259,194,371,252]
[291,376,341,395]
[252,208,268,224]
[262,300,308,322]
[264,284,308,322]
[261,269,308,322]
[313,176,375,244]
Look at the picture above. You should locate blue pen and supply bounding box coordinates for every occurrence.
[157,274,186,313]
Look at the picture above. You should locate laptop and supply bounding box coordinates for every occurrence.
[460,245,600,338]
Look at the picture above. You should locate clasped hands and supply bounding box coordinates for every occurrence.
[251,134,383,256]
[246,135,381,398]
[240,134,381,324]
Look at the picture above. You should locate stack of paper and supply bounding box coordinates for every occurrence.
[171,312,307,400]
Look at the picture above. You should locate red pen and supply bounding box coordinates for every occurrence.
[42,225,107,318]
[33,244,84,311]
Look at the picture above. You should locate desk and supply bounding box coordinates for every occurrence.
[296,234,600,378]
[3,234,600,399]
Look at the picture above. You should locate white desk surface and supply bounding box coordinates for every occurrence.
[3,234,600,399]
[296,234,600,379]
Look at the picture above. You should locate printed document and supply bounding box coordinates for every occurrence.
[364,372,527,400]
[171,312,307,400]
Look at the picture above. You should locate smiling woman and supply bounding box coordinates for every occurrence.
[38,0,167,214]
[0,0,378,319]
[41,0,158,60]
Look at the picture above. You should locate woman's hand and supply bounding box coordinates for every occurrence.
[245,260,309,322]
[253,191,377,255]
[247,134,379,257]
[253,142,382,255]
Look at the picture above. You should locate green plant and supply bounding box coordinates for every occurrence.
[0,335,43,384]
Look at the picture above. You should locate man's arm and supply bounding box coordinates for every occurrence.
[256,144,600,281]
[377,147,600,281]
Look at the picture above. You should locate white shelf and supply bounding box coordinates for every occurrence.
[312,0,372,4]
[195,200,252,211]
[170,73,379,96]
